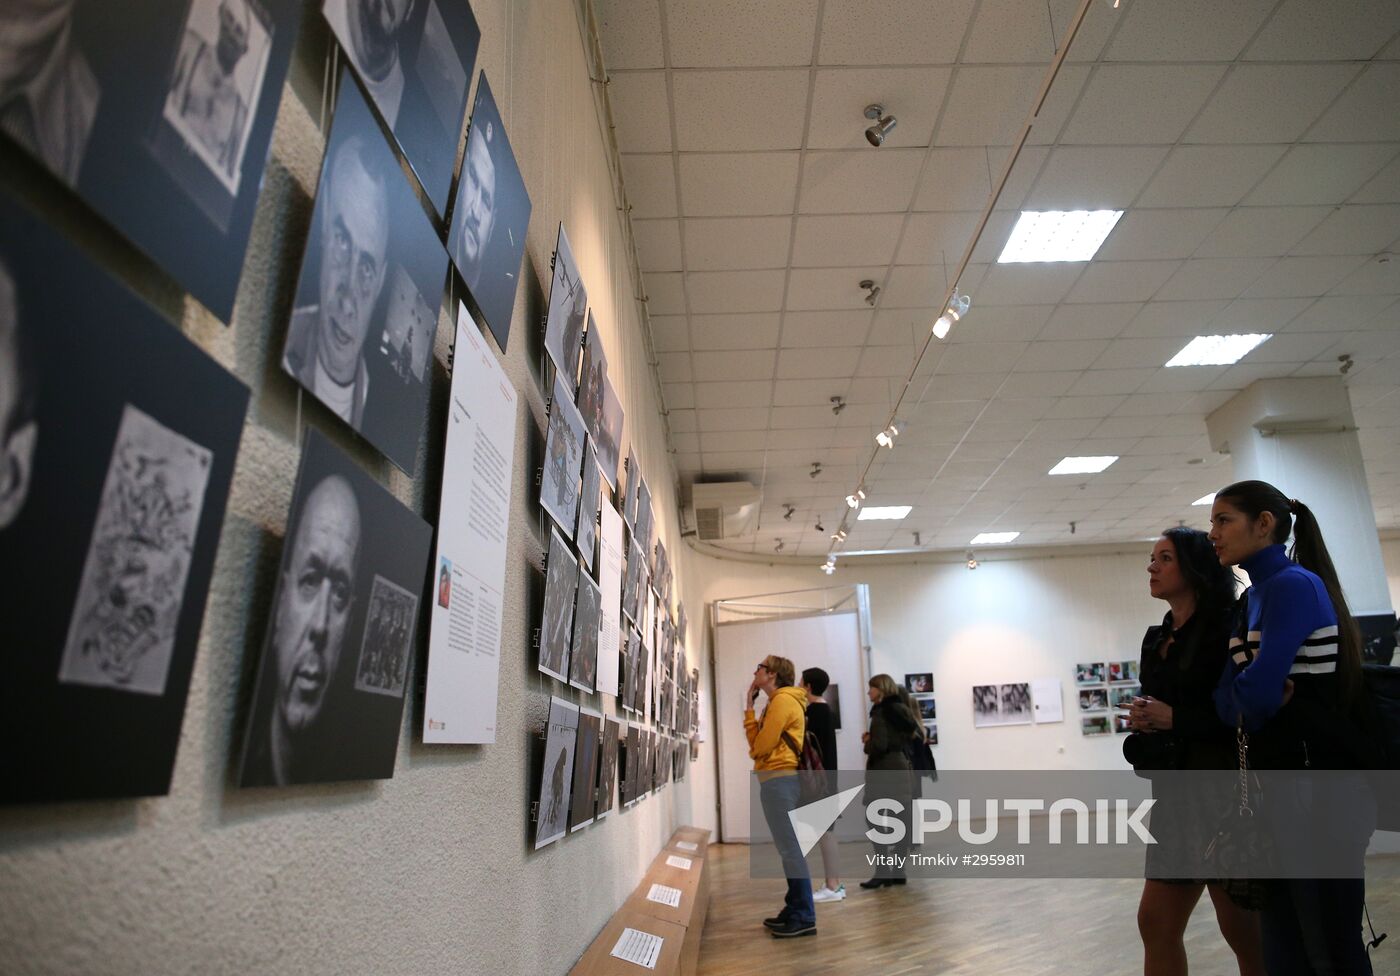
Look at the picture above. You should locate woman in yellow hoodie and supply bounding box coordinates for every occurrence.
[745,654,815,938]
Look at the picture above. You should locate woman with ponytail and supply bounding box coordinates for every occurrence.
[1208,479,1378,974]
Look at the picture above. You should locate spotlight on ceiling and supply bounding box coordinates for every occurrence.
[820,559,836,575]
[860,279,881,306]
[966,550,979,571]
[815,518,825,532]
[933,292,971,339]
[810,461,823,479]
[875,422,900,449]
[782,503,795,520]
[830,395,846,415]
[845,487,866,509]
[864,104,897,147]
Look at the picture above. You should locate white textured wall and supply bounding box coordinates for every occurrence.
[0,2,714,974]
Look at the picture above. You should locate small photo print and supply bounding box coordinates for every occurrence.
[1082,715,1112,736]
[915,694,936,720]
[905,672,933,694]
[1109,660,1140,684]
[925,722,938,746]
[437,556,452,609]
[1079,688,1109,712]
[354,574,419,698]
[58,405,213,696]
[1075,662,1106,687]
[1109,685,1140,710]
[1114,713,1133,733]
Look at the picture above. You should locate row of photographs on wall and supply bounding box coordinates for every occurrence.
[1074,661,1140,686]
[1078,685,1141,714]
[534,697,689,849]
[1083,715,1135,736]
[0,0,531,359]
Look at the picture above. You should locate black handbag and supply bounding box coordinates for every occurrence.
[1203,724,1274,909]
[1123,731,1181,771]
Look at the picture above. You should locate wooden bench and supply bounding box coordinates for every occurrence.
[569,827,711,975]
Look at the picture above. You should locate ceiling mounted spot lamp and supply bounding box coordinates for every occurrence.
[820,558,836,575]
[933,292,971,340]
[831,528,848,542]
[875,422,900,449]
[845,487,866,509]
[864,104,897,147]
[860,278,881,306]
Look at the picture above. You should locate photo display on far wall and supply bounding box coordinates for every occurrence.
[0,0,301,321]
[322,0,481,219]
[0,193,249,804]
[237,430,432,788]
[971,682,1032,728]
[535,696,578,849]
[538,526,577,683]
[540,373,585,538]
[596,716,620,818]
[447,71,531,352]
[281,67,447,474]
[568,707,600,832]
[544,223,587,393]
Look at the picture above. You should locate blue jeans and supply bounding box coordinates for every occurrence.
[759,774,815,925]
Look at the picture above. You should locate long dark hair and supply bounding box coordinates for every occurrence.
[1161,526,1238,616]
[1214,479,1362,702]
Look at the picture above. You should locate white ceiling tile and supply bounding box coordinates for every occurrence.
[1016,339,1108,372]
[649,314,689,352]
[1044,393,1125,419]
[1097,209,1228,262]
[699,429,768,452]
[783,310,875,347]
[938,65,1087,146]
[963,0,1110,64]
[807,67,952,150]
[882,265,951,309]
[953,304,1054,342]
[1154,258,1273,302]
[696,406,770,432]
[897,212,981,265]
[596,0,665,69]
[665,0,818,67]
[866,309,923,345]
[1290,205,1400,257]
[686,270,787,313]
[673,70,809,151]
[981,397,1057,422]
[798,150,925,214]
[1066,369,1155,397]
[622,153,679,218]
[1090,338,1185,371]
[1329,255,1400,296]
[1245,332,1345,365]
[1026,147,1169,211]
[922,372,1004,400]
[1061,65,1225,146]
[689,313,782,350]
[1113,393,1191,418]
[791,214,905,267]
[678,153,800,216]
[1242,255,1370,299]
[670,431,700,453]
[1245,145,1399,206]
[786,266,887,311]
[1208,363,1293,391]
[1284,295,1397,333]
[692,349,776,382]
[1194,206,1330,258]
[1244,0,1400,61]
[608,72,672,153]
[1351,154,1400,205]
[970,212,1021,264]
[664,382,695,408]
[1138,146,1287,209]
[773,379,847,406]
[1065,261,1180,304]
[669,408,698,432]
[1186,64,1358,144]
[1312,65,1400,145]
[694,381,772,408]
[1208,298,1311,334]
[1040,303,1140,340]
[645,271,686,313]
[911,149,992,212]
[857,345,923,377]
[768,428,835,450]
[770,405,838,429]
[817,0,977,65]
[976,265,1083,306]
[682,216,792,271]
[777,347,862,379]
[633,219,682,272]
[1105,0,1275,61]
[656,352,692,383]
[939,341,1027,374]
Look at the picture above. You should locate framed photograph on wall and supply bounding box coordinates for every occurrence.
[1082,715,1111,736]
[1075,662,1106,687]
[905,672,933,694]
[543,223,587,392]
[1108,661,1139,684]
[538,526,577,683]
[535,696,579,849]
[1109,685,1140,709]
[1078,688,1109,713]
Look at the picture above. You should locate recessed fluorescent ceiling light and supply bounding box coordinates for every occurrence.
[1048,455,1118,475]
[997,210,1123,263]
[970,531,1020,545]
[1192,493,1216,506]
[1165,334,1272,367]
[856,505,912,521]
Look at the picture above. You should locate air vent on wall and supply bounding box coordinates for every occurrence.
[690,482,761,541]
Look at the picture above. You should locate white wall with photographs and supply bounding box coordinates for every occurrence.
[0,0,711,974]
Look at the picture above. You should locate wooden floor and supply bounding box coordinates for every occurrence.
[696,843,1400,975]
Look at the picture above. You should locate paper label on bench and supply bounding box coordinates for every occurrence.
[611,927,663,969]
[665,855,693,870]
[675,841,698,851]
[647,883,683,908]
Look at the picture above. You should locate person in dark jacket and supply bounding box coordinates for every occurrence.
[1127,527,1264,976]
[801,667,843,902]
[861,673,918,889]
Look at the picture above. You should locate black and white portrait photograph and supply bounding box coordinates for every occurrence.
[972,682,1032,728]
[540,373,585,538]
[322,0,480,217]
[622,723,640,806]
[544,223,587,392]
[575,440,599,576]
[622,628,639,713]
[538,525,576,683]
[534,696,578,850]
[633,634,649,715]
[596,373,624,492]
[1078,688,1109,712]
[57,406,213,697]
[577,313,606,440]
[0,0,299,322]
[447,72,531,351]
[238,430,432,788]
[596,716,619,818]
[352,575,418,698]
[623,448,639,527]
[633,474,654,560]
[283,69,447,474]
[568,706,600,832]
[0,194,248,804]
[1000,683,1030,723]
[568,568,600,694]
[1074,661,1106,687]
[621,535,647,623]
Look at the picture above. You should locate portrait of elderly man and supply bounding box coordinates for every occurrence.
[242,472,362,787]
[0,0,100,185]
[323,0,414,128]
[283,129,390,429]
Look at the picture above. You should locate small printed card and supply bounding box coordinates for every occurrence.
[675,841,698,852]
[646,883,683,908]
[664,854,693,870]
[611,927,663,969]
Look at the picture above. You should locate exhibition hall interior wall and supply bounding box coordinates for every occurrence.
[690,537,1400,778]
[0,2,716,974]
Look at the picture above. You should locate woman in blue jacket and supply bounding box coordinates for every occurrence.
[1208,479,1376,974]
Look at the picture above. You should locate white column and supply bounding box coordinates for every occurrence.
[1205,376,1393,617]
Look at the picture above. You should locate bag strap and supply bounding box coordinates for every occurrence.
[779,730,803,762]
[1235,720,1253,816]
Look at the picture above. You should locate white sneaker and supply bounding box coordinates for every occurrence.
[813,884,846,903]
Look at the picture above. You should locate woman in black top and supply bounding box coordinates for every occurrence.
[1126,527,1264,976]
[801,667,844,901]
[860,673,918,889]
